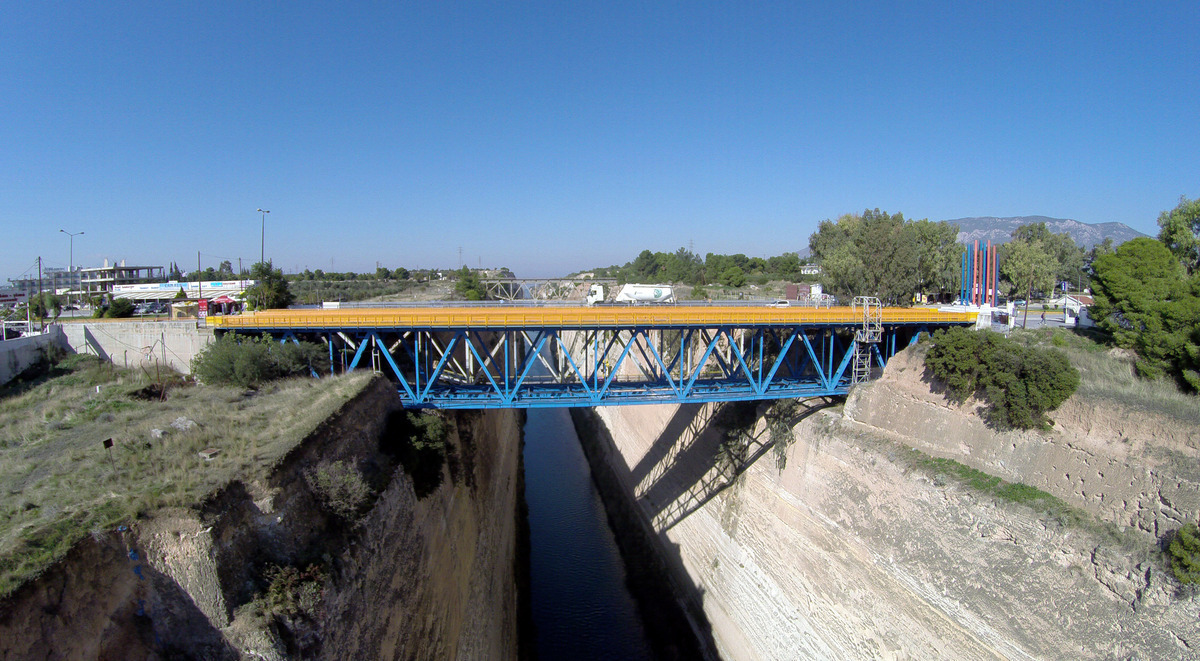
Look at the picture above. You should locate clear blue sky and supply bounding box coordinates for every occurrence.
[2,2,1197,280]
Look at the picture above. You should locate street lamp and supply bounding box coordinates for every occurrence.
[257,209,270,265]
[59,229,83,306]
[59,229,83,272]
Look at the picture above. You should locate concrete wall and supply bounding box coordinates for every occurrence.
[0,327,67,387]
[57,321,214,374]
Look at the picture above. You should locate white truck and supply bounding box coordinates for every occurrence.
[586,284,605,306]
[614,284,675,303]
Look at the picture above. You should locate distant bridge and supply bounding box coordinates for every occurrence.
[479,277,616,301]
[206,302,976,409]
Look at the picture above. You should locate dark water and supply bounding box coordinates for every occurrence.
[523,407,655,661]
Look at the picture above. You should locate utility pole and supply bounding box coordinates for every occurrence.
[458,246,463,269]
[257,209,270,265]
[36,256,43,331]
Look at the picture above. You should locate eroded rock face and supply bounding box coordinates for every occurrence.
[0,378,524,660]
[586,357,1200,659]
[845,345,1200,537]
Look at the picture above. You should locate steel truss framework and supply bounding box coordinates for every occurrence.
[240,319,959,409]
[480,278,617,301]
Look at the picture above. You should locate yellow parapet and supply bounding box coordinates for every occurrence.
[205,305,977,330]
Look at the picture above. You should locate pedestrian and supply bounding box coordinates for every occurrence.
[1040,310,1046,323]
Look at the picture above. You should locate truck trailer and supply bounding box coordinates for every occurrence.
[614,284,675,303]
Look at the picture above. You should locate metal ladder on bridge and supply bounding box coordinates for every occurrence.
[852,296,882,384]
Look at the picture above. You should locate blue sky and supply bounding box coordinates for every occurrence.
[2,2,1197,280]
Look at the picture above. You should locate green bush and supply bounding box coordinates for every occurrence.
[261,563,326,619]
[101,299,135,318]
[1169,522,1200,586]
[305,460,371,518]
[925,327,1080,429]
[191,333,330,387]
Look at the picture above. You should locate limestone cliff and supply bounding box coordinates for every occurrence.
[0,377,524,660]
[583,350,1199,659]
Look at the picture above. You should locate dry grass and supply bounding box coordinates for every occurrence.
[0,355,373,597]
[1008,327,1200,425]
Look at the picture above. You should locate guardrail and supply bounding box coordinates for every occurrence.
[206,305,976,330]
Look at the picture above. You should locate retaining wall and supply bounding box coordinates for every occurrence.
[0,327,67,386]
[58,321,214,374]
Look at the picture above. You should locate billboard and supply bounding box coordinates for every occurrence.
[112,280,255,294]
[0,289,28,306]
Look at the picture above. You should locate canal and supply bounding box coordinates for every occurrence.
[523,406,655,660]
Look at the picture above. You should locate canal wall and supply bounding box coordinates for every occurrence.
[845,344,1200,538]
[0,327,67,387]
[57,320,214,375]
[0,377,526,660]
[580,350,1199,659]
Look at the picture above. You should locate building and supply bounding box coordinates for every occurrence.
[79,260,166,297]
[6,268,82,298]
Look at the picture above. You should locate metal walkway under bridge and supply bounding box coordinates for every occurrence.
[206,301,976,409]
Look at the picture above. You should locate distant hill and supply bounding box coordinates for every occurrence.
[943,216,1148,249]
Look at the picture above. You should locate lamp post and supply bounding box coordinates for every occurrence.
[257,209,269,265]
[59,229,83,307]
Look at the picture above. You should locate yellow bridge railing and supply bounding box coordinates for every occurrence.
[205,305,976,330]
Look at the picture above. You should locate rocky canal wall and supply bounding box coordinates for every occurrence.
[580,351,1199,659]
[0,377,525,660]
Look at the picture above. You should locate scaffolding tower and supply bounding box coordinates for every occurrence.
[852,296,882,384]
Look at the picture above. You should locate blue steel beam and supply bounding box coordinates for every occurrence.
[219,318,963,408]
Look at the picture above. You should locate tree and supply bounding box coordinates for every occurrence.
[1157,195,1200,275]
[28,293,61,322]
[454,266,486,301]
[1001,236,1058,328]
[719,265,746,287]
[912,219,963,299]
[1090,237,1200,389]
[808,209,948,305]
[630,250,658,281]
[218,260,235,278]
[242,262,295,310]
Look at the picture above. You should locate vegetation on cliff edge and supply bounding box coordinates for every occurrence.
[0,353,372,597]
[925,327,1080,429]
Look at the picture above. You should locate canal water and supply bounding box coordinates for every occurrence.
[523,406,655,660]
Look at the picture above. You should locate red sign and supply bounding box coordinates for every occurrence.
[198,299,208,319]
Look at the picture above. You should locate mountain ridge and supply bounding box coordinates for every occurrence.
[943,216,1148,249]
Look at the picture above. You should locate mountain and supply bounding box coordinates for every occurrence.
[943,216,1149,249]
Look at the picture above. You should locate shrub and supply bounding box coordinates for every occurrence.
[305,460,371,519]
[261,564,326,619]
[381,411,449,498]
[191,333,329,387]
[104,299,135,318]
[1168,522,1200,586]
[925,327,1079,430]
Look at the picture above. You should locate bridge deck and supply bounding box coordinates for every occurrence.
[205,305,975,330]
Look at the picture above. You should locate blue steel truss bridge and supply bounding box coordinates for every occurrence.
[206,301,977,409]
